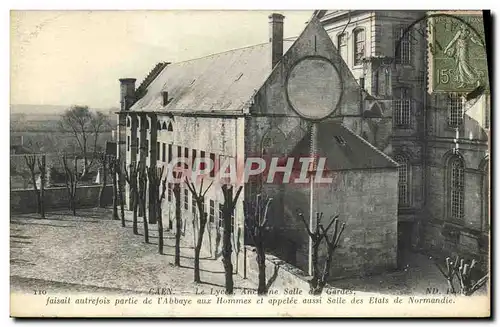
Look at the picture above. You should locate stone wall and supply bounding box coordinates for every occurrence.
[10,185,113,214]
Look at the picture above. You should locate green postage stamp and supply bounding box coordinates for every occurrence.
[429,12,489,93]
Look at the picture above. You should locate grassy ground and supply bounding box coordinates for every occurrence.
[10,208,256,296]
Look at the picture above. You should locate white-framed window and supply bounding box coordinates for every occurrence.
[395,154,410,206]
[449,155,465,221]
[448,94,464,128]
[353,29,366,66]
[394,24,411,65]
[393,87,412,128]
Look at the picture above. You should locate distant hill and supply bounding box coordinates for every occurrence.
[10,104,118,120]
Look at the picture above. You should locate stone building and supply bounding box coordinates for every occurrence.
[314,10,490,263]
[116,14,400,279]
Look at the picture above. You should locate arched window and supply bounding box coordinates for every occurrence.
[393,87,411,128]
[448,93,464,127]
[353,29,365,66]
[157,121,162,130]
[126,117,131,127]
[145,119,150,130]
[449,155,465,221]
[337,33,347,62]
[162,121,168,130]
[167,122,173,132]
[394,154,410,206]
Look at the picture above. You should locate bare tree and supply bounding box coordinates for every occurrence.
[244,194,273,295]
[109,156,119,221]
[97,152,110,208]
[58,106,110,178]
[36,155,47,218]
[62,155,80,216]
[116,160,126,227]
[124,162,140,235]
[24,155,42,216]
[147,166,167,254]
[137,163,149,243]
[185,177,213,283]
[173,179,181,267]
[297,210,345,295]
[432,256,488,296]
[220,184,243,294]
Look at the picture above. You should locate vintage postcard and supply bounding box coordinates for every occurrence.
[10,9,491,318]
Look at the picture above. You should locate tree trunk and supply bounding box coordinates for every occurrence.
[194,218,207,283]
[142,183,149,243]
[99,166,107,208]
[132,191,139,235]
[118,172,125,227]
[39,177,45,219]
[222,209,234,294]
[112,171,119,220]
[158,205,164,254]
[256,240,267,295]
[174,185,181,267]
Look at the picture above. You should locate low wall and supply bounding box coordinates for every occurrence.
[10,185,113,214]
[243,245,311,291]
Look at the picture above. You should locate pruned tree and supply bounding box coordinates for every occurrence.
[432,256,489,296]
[173,178,182,267]
[220,184,243,295]
[297,210,345,295]
[116,159,126,227]
[185,177,213,283]
[62,155,80,216]
[24,155,42,216]
[137,163,149,243]
[147,165,167,254]
[124,162,140,235]
[36,155,47,218]
[96,152,110,208]
[108,156,119,221]
[244,194,273,295]
[58,106,110,178]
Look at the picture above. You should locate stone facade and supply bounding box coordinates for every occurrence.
[315,10,490,262]
[117,15,401,280]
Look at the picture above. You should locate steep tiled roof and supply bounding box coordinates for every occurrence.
[291,121,398,171]
[130,41,294,113]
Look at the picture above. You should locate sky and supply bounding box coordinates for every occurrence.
[10,10,313,109]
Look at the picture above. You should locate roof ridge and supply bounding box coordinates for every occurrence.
[167,39,294,66]
[340,123,398,167]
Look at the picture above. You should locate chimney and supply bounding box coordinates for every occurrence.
[119,78,137,111]
[269,13,285,69]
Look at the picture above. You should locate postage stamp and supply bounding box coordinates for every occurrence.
[428,11,489,93]
[9,9,490,319]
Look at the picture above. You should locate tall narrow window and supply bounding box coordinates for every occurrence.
[394,24,411,65]
[218,204,224,229]
[184,189,189,210]
[449,156,465,221]
[395,154,410,206]
[168,144,172,164]
[192,149,197,166]
[168,183,172,202]
[337,33,347,62]
[209,200,215,223]
[354,29,366,66]
[136,138,139,154]
[156,142,160,160]
[127,136,130,152]
[210,153,216,178]
[393,87,411,128]
[126,117,131,127]
[448,94,464,127]
[162,143,166,162]
[485,95,490,129]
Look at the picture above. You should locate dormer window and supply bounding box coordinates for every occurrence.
[162,91,169,106]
